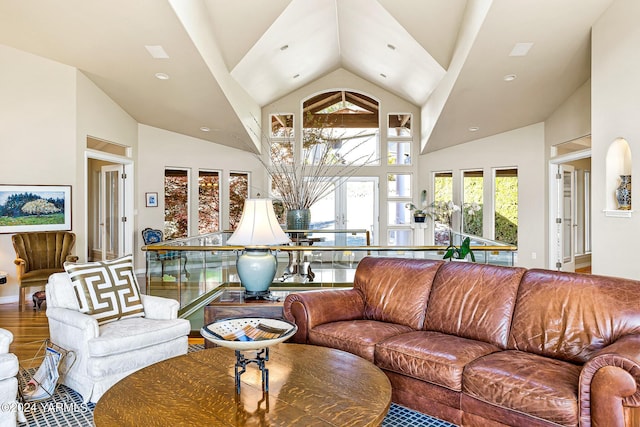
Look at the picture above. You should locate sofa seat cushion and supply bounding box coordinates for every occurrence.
[376,331,500,391]
[89,317,190,358]
[463,350,581,426]
[309,320,413,362]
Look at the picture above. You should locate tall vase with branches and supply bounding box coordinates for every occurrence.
[252,116,377,229]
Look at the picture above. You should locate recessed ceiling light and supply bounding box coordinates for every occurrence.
[145,45,169,59]
[380,73,387,78]
[469,126,479,132]
[503,74,517,82]
[200,127,210,132]
[280,44,289,51]
[387,43,396,50]
[509,42,534,57]
[155,72,170,80]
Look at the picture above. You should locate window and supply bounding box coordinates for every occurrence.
[388,114,412,137]
[387,173,412,226]
[494,168,518,245]
[387,141,411,165]
[303,91,379,167]
[198,170,220,234]
[164,168,189,239]
[270,113,294,138]
[229,172,249,230]
[462,170,483,237]
[433,172,453,245]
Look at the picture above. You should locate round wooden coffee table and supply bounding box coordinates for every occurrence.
[94,343,391,426]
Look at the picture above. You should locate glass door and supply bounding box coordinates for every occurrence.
[309,177,378,245]
[100,164,124,260]
[554,164,575,272]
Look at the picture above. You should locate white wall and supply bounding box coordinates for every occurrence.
[136,125,262,270]
[545,80,591,149]
[0,45,77,302]
[76,71,138,263]
[263,68,422,243]
[0,45,138,302]
[419,123,547,269]
[591,0,640,279]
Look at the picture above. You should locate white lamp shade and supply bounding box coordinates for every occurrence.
[227,198,290,246]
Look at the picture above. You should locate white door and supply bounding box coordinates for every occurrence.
[554,164,576,272]
[100,164,125,260]
[309,177,378,245]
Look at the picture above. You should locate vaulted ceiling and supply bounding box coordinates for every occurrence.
[0,0,614,153]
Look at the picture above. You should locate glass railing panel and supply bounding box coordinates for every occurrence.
[143,231,517,311]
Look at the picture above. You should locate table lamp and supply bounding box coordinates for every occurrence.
[226,198,290,298]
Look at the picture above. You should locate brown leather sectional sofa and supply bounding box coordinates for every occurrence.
[283,257,640,427]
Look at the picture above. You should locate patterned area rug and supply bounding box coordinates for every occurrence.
[19,344,456,426]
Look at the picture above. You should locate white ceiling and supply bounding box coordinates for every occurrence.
[0,0,614,153]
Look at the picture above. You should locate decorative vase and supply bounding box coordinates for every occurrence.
[615,175,631,210]
[286,208,311,230]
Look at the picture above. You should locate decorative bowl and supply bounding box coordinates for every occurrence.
[201,317,298,351]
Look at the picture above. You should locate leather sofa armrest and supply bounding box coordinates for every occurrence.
[140,294,179,320]
[580,334,640,426]
[283,289,365,343]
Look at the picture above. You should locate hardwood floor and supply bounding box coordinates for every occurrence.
[0,302,49,362]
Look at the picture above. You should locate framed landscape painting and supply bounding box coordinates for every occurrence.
[0,185,72,233]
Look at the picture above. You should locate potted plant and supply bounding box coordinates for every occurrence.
[443,236,476,262]
[406,190,431,223]
[406,203,430,223]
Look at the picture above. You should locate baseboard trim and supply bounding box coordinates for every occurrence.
[0,295,18,304]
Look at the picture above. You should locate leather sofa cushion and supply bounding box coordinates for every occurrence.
[463,350,581,426]
[424,262,526,348]
[309,320,413,362]
[509,269,640,363]
[376,331,500,391]
[353,257,444,329]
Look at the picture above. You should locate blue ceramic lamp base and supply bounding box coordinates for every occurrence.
[236,248,277,297]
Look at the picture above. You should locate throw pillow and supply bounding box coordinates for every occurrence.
[64,255,145,325]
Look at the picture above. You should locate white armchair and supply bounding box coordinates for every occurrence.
[0,328,19,427]
[46,272,190,403]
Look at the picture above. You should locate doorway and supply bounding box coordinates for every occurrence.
[309,177,379,245]
[87,155,133,262]
[548,139,591,272]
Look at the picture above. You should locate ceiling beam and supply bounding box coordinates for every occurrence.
[304,113,379,128]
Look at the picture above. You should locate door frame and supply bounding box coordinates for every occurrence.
[548,148,591,270]
[85,150,134,260]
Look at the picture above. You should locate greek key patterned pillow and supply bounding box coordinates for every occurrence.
[64,255,145,325]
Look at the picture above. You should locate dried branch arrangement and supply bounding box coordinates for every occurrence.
[252,118,377,210]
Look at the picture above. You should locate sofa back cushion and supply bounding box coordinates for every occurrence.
[509,269,640,363]
[424,262,526,348]
[354,257,444,329]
